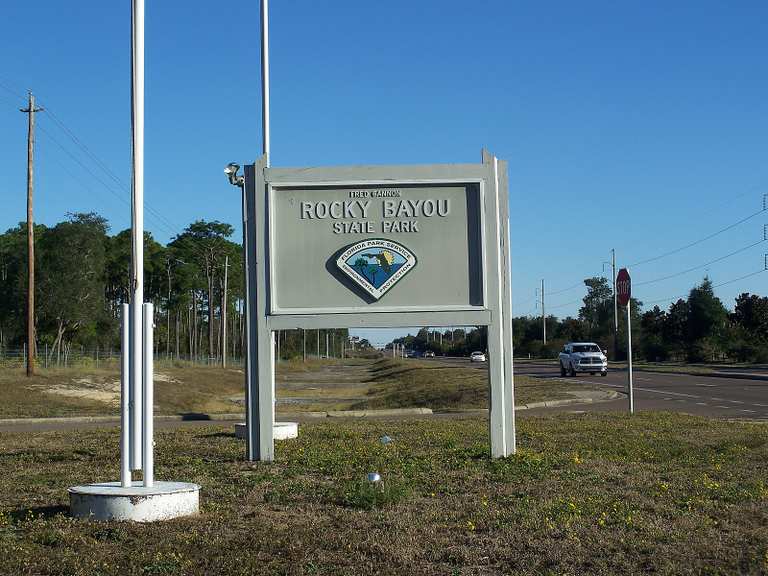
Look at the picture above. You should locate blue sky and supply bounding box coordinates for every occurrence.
[1,1,766,347]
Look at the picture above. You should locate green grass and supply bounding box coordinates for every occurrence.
[353,358,602,411]
[0,413,766,574]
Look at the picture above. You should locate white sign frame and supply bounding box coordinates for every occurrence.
[242,151,515,461]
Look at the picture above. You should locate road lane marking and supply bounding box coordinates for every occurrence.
[586,382,702,399]
[739,409,756,413]
[715,405,732,409]
[754,403,768,407]
[695,402,708,406]
[728,400,744,404]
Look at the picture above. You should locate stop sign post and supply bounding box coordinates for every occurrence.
[616,268,634,413]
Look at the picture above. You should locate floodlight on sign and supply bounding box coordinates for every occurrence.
[224,163,244,188]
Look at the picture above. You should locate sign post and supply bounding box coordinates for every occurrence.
[616,268,633,414]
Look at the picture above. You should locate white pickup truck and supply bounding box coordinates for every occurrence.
[558,342,607,377]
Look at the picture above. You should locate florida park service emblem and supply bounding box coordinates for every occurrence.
[336,239,416,300]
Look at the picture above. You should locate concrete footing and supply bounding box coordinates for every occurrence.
[68,481,200,522]
[235,421,298,440]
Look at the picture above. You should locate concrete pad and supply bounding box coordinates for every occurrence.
[69,481,200,522]
[234,421,299,440]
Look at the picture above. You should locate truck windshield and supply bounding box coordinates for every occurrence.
[573,345,600,353]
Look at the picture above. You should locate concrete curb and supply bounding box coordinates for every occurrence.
[435,390,623,415]
[699,371,768,382]
[326,408,432,418]
[517,390,621,410]
[0,408,433,426]
[0,413,246,426]
[635,369,768,382]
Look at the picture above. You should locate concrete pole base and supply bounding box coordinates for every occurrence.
[235,421,298,440]
[68,481,200,522]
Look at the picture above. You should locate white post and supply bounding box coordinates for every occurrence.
[261,0,270,166]
[541,279,546,344]
[130,0,145,471]
[120,304,131,487]
[627,304,634,414]
[142,303,154,487]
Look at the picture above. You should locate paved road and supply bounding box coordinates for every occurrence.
[427,357,768,421]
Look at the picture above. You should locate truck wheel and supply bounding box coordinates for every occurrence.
[601,371,607,377]
[590,372,596,376]
[560,362,566,377]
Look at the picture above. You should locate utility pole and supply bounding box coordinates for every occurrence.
[21,92,42,377]
[222,255,229,368]
[165,259,172,359]
[541,279,546,344]
[611,249,618,360]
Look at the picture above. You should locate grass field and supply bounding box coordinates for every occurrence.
[0,413,766,575]
[0,358,596,419]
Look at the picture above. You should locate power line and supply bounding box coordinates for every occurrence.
[634,239,765,287]
[37,139,131,229]
[545,280,583,296]
[39,105,182,237]
[628,207,764,268]
[547,297,583,311]
[0,77,183,239]
[641,269,767,306]
[0,78,25,102]
[37,124,178,238]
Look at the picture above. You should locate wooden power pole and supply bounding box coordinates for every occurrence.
[21,92,42,377]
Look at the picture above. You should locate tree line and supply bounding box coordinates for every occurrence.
[513,276,768,363]
[2,214,763,365]
[0,213,357,365]
[389,276,767,364]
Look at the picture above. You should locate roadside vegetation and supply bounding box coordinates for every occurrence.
[0,214,359,372]
[393,277,768,366]
[354,358,602,411]
[512,277,768,364]
[0,357,601,419]
[4,215,766,379]
[0,413,765,575]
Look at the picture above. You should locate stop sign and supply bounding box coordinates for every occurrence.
[616,268,631,307]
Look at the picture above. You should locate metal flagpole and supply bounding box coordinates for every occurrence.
[261,0,270,166]
[129,0,145,471]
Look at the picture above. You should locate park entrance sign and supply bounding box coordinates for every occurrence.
[242,151,515,460]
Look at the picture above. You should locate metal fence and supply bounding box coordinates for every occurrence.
[0,346,246,370]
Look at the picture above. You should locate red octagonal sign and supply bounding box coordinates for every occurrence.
[616,268,631,307]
